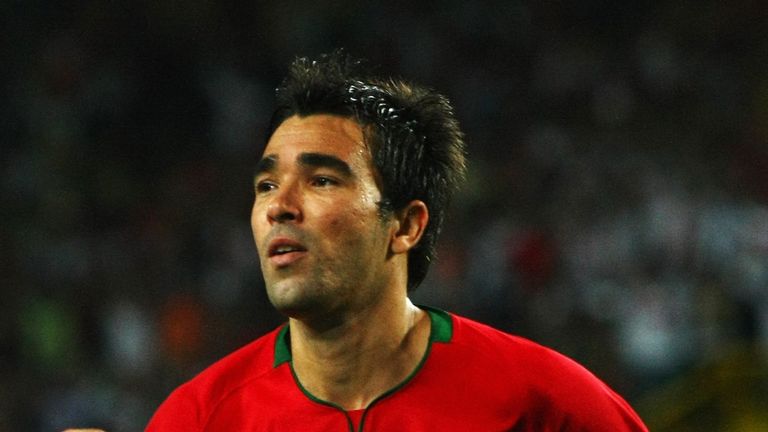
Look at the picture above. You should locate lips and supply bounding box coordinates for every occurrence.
[267,237,307,267]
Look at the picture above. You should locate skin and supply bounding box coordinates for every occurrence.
[251,114,431,410]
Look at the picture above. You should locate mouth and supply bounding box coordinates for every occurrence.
[267,238,308,267]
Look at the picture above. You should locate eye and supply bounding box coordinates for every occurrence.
[255,180,277,194]
[311,176,338,187]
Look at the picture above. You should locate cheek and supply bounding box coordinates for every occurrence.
[250,204,268,249]
[326,212,360,236]
[321,206,376,244]
[335,208,388,252]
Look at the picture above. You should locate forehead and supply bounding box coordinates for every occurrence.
[264,114,368,161]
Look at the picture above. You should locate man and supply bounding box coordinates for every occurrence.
[146,51,648,431]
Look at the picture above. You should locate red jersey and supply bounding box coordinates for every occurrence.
[146,307,648,431]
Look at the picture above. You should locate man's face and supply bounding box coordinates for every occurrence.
[251,114,394,323]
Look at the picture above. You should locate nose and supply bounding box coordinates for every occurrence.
[266,182,302,224]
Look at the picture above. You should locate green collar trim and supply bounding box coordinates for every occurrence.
[423,305,453,343]
[272,306,452,368]
[274,324,292,367]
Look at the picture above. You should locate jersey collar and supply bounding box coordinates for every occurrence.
[273,306,453,367]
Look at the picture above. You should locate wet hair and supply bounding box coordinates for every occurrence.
[266,50,467,291]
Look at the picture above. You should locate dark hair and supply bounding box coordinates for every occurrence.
[266,50,467,291]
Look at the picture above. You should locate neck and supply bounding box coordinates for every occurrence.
[288,298,430,410]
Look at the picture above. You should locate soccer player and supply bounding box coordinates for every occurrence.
[146,51,648,431]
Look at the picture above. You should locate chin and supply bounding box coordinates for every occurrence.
[268,291,346,329]
[267,283,318,316]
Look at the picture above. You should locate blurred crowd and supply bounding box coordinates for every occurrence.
[2,1,767,430]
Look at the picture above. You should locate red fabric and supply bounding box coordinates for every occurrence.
[146,312,647,431]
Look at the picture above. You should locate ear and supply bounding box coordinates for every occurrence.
[390,200,429,255]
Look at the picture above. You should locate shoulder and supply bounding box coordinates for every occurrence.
[146,325,285,431]
[180,325,284,398]
[443,313,648,430]
[445,312,565,368]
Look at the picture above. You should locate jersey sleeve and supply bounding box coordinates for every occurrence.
[145,384,203,432]
[442,312,648,431]
[557,378,648,431]
[527,349,649,431]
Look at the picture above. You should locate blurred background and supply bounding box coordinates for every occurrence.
[2,1,768,430]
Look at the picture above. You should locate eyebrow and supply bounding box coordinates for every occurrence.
[298,152,353,178]
[254,155,277,178]
[253,152,353,178]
